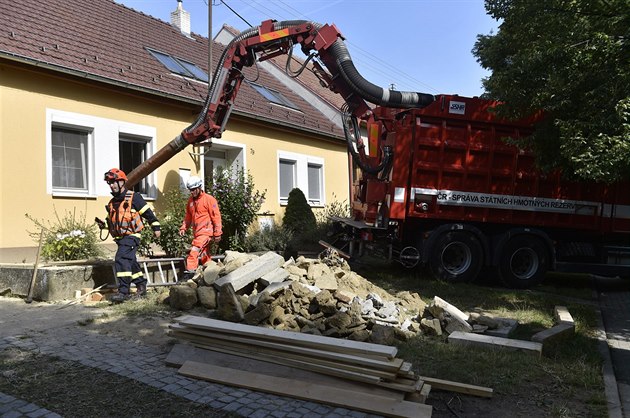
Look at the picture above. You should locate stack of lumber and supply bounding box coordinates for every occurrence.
[169,315,433,418]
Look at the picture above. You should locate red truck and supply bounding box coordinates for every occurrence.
[334,95,630,287]
[126,19,630,288]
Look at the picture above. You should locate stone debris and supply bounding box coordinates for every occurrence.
[167,250,518,343]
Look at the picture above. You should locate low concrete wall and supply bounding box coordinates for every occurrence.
[0,263,116,301]
[0,257,186,301]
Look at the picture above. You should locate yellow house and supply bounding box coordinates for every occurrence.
[0,0,351,262]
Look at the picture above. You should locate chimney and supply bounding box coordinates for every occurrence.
[171,0,191,37]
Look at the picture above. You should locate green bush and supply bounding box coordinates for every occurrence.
[209,166,266,251]
[243,224,293,253]
[26,207,104,261]
[282,188,317,233]
[151,187,192,257]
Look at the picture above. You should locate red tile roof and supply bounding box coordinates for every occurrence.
[0,0,344,139]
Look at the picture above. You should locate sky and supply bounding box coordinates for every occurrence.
[115,0,499,98]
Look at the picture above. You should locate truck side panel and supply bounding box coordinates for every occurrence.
[389,96,629,235]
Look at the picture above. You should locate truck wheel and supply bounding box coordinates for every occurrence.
[498,236,548,289]
[428,231,483,282]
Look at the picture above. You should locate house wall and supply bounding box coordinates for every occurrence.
[0,63,350,262]
[221,117,350,227]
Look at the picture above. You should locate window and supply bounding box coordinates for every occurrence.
[279,159,297,201]
[147,48,208,82]
[119,135,150,195]
[249,82,300,110]
[46,109,156,198]
[307,163,323,203]
[51,126,89,191]
[277,151,325,206]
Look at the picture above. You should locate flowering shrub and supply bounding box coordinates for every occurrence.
[314,193,351,225]
[150,188,192,257]
[243,224,293,253]
[26,208,103,261]
[209,166,266,251]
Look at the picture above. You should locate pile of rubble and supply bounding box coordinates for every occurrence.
[166,250,512,345]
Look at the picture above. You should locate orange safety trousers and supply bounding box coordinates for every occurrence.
[185,235,213,271]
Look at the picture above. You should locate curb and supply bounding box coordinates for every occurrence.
[593,289,623,418]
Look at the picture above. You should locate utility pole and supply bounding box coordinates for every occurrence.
[208,0,213,88]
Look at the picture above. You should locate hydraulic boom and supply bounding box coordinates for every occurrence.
[126,19,434,187]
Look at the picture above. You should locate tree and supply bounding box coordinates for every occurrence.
[473,0,629,182]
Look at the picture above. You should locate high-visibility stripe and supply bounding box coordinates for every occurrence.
[260,28,289,42]
[117,271,132,277]
[138,204,150,215]
[132,271,144,279]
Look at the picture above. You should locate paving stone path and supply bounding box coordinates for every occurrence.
[0,326,380,418]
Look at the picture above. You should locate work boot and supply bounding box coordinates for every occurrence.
[135,283,147,298]
[180,270,195,282]
[110,292,130,303]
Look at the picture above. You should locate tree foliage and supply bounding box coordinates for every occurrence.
[473,0,630,182]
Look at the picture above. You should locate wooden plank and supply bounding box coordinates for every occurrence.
[184,339,384,385]
[170,331,396,382]
[166,344,405,400]
[175,315,398,359]
[170,324,404,373]
[318,240,351,259]
[174,331,398,380]
[179,361,432,418]
[418,376,493,398]
[171,329,399,380]
[179,337,421,394]
[448,331,542,356]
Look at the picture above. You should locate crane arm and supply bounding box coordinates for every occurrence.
[126,19,434,188]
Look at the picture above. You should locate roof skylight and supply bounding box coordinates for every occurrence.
[147,48,208,82]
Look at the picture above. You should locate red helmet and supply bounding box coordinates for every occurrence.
[104,168,127,182]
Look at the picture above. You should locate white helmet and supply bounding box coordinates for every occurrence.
[186,176,203,190]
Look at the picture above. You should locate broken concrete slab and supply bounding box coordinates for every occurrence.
[448,330,542,356]
[531,323,575,344]
[484,318,519,338]
[214,251,284,292]
[554,306,574,326]
[259,267,290,287]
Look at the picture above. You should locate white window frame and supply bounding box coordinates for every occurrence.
[46,109,157,199]
[50,124,92,195]
[277,150,325,206]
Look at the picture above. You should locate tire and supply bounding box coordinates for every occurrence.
[498,235,548,289]
[428,231,483,282]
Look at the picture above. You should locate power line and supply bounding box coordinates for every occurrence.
[215,0,441,94]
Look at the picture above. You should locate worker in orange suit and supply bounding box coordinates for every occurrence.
[179,176,222,280]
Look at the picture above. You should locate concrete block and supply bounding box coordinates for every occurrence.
[214,251,284,292]
[531,323,575,344]
[554,306,574,325]
[449,330,542,356]
[259,267,289,287]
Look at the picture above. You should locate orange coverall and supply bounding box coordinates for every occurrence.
[180,191,222,271]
